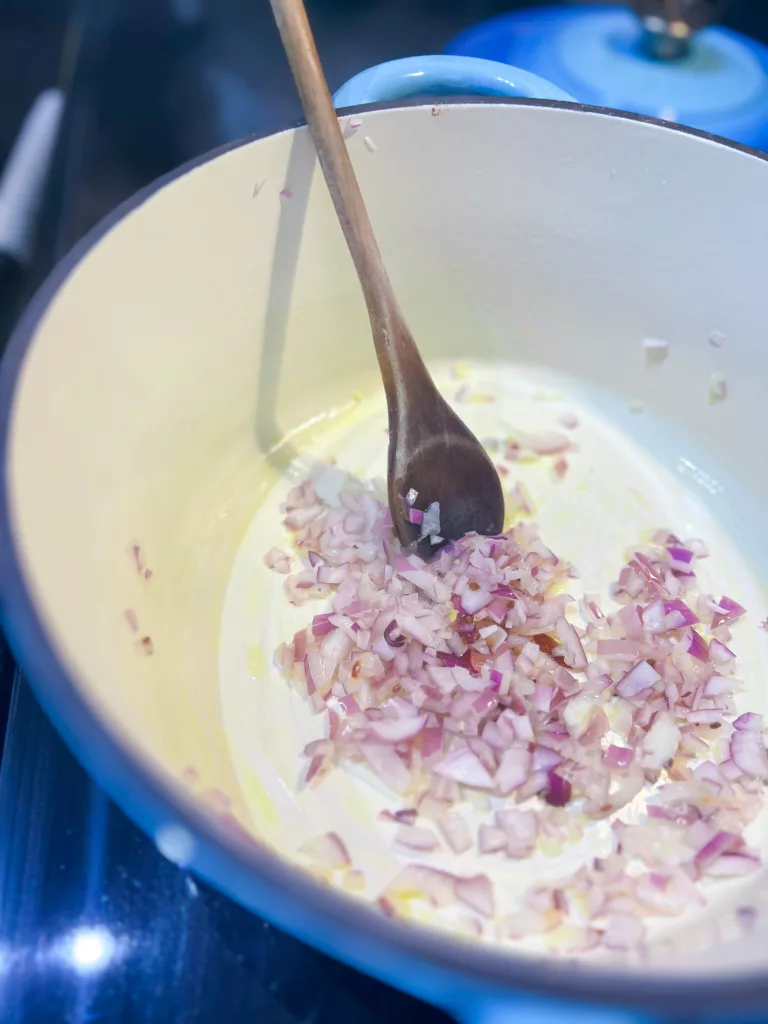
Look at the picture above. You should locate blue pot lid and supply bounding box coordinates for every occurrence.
[446,4,768,148]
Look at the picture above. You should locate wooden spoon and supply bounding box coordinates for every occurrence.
[269,0,504,552]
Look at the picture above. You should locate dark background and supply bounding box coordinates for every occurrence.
[1,1,768,1021]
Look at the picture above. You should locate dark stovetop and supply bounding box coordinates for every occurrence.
[0,673,451,1023]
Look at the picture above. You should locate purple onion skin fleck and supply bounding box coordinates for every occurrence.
[384,619,406,648]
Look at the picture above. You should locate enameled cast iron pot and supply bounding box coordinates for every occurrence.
[2,56,768,1023]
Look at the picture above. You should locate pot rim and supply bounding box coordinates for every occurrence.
[2,96,767,1012]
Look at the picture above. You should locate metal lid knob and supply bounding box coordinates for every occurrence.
[631,0,724,59]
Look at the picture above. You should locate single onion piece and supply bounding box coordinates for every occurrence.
[478,825,508,854]
[434,747,495,789]
[455,873,495,919]
[617,603,644,641]
[596,639,640,662]
[461,589,493,616]
[555,617,587,671]
[380,808,418,826]
[395,824,440,851]
[522,430,571,455]
[545,772,572,807]
[667,546,694,571]
[532,745,564,772]
[408,508,424,525]
[719,759,743,781]
[298,832,351,869]
[709,371,727,404]
[731,730,768,778]
[663,599,699,627]
[694,830,742,870]
[264,547,292,573]
[385,865,457,908]
[733,712,763,732]
[533,683,554,713]
[360,743,411,794]
[705,853,760,877]
[642,712,681,770]
[420,726,444,759]
[711,595,746,630]
[419,502,442,542]
[642,337,669,362]
[641,600,666,633]
[603,745,634,770]
[685,629,709,663]
[437,811,473,854]
[495,746,531,795]
[616,660,661,699]
[369,714,427,743]
[312,614,336,638]
[709,637,736,667]
[337,693,360,717]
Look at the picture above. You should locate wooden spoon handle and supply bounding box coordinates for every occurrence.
[269,0,422,396]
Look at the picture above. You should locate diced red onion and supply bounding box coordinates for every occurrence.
[731,730,768,778]
[264,547,292,573]
[694,830,742,870]
[705,853,760,877]
[617,603,643,640]
[532,745,563,772]
[684,629,709,663]
[434,747,495,789]
[312,614,336,638]
[616,660,660,698]
[711,595,746,630]
[478,824,508,854]
[544,772,572,807]
[709,638,735,668]
[395,824,440,851]
[733,712,762,732]
[273,469,763,951]
[641,600,666,633]
[495,746,531,794]
[298,832,351,869]
[455,874,495,918]
[603,745,634,770]
[555,617,588,671]
[663,599,699,627]
[460,589,493,616]
[437,812,472,854]
[369,714,427,743]
[360,743,410,794]
[596,639,640,662]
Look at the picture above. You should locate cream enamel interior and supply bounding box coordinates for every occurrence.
[7,104,768,977]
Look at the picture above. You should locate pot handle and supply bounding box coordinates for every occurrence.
[332,54,574,108]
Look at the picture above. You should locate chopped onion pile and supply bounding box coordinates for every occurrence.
[268,474,766,954]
